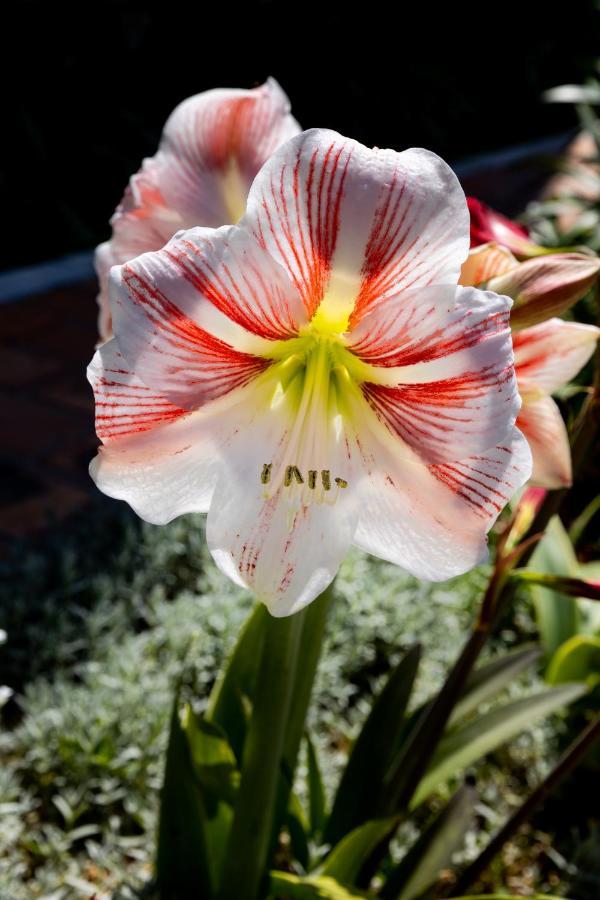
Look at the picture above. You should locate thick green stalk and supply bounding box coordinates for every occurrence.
[283,583,334,774]
[268,584,334,854]
[217,608,304,900]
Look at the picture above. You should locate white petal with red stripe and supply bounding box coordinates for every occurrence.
[159,78,300,225]
[513,318,600,394]
[206,378,360,616]
[88,339,187,442]
[348,285,519,462]
[109,225,309,409]
[517,396,572,488]
[242,129,469,325]
[87,340,245,520]
[352,414,532,580]
[95,79,300,341]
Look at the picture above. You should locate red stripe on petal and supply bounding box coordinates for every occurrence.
[350,164,462,324]
[363,364,516,463]
[249,139,352,316]
[121,265,270,406]
[430,444,524,521]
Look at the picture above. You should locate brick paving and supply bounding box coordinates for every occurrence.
[0,280,99,551]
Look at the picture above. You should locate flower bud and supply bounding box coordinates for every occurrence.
[467,196,536,255]
[488,252,600,330]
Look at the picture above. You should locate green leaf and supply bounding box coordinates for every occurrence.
[206,602,267,761]
[411,682,586,808]
[529,517,580,659]
[513,571,600,602]
[546,635,600,685]
[269,871,371,898]
[381,782,477,900]
[579,561,600,635]
[287,789,311,871]
[306,733,327,838]
[319,817,399,885]
[569,493,600,545]
[448,896,570,900]
[183,706,239,801]
[448,644,541,728]
[324,645,420,845]
[156,695,214,898]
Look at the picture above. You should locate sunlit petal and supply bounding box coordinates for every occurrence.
[517,396,572,488]
[459,242,517,287]
[206,379,360,616]
[242,129,469,328]
[109,225,309,409]
[353,410,531,580]
[513,318,599,393]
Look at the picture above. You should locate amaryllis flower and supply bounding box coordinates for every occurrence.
[461,243,600,488]
[89,130,531,616]
[95,79,299,341]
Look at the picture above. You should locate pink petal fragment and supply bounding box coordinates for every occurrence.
[459,242,518,287]
[513,318,600,394]
[467,196,535,255]
[517,396,572,488]
[95,79,300,340]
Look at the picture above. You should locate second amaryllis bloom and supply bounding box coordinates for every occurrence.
[89,130,531,616]
[95,79,300,341]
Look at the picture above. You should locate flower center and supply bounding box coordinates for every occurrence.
[259,327,362,508]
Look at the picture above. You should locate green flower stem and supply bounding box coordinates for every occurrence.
[268,584,334,855]
[217,605,305,900]
[283,582,334,773]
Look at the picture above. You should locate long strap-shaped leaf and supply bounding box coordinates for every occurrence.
[411,682,586,808]
[156,695,214,898]
[380,782,477,900]
[269,871,372,898]
[449,716,600,896]
[207,602,267,761]
[319,817,400,886]
[324,645,421,846]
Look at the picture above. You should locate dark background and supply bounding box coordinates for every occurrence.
[3,1,600,271]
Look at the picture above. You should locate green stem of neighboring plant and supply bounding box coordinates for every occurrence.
[217,605,304,900]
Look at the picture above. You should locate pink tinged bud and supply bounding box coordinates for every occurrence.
[488,252,600,330]
[467,196,536,256]
[509,486,548,544]
[522,486,548,513]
